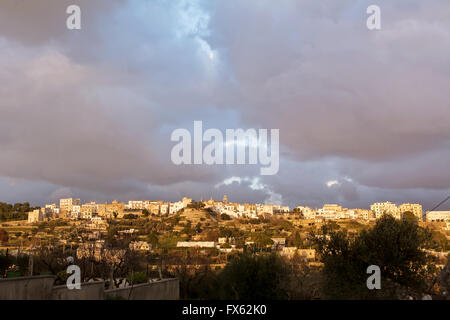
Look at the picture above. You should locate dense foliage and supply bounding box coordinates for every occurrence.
[0,202,37,221]
[310,215,434,299]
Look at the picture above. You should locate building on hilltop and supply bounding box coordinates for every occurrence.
[370,201,400,219]
[27,209,42,223]
[426,211,450,222]
[59,198,81,214]
[176,241,215,248]
[398,203,423,221]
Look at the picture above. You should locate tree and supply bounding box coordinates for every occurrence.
[287,230,303,248]
[146,232,159,248]
[402,211,419,223]
[252,233,273,250]
[220,213,231,220]
[310,215,433,299]
[0,229,8,243]
[195,222,202,233]
[218,253,289,299]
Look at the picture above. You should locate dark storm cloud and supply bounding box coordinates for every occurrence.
[0,0,449,207]
[206,0,450,161]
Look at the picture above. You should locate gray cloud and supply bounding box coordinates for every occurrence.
[0,0,449,209]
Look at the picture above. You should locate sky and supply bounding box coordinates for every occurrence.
[0,0,449,210]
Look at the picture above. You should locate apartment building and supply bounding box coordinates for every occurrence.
[273,205,290,213]
[398,203,423,221]
[81,203,96,219]
[27,209,42,223]
[59,198,81,212]
[370,201,399,219]
[127,200,154,210]
[426,211,450,222]
[160,203,169,215]
[294,206,315,219]
[354,209,373,220]
[97,200,125,219]
[256,204,274,215]
[317,204,344,219]
[169,201,184,214]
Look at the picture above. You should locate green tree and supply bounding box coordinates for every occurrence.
[311,215,433,299]
[0,229,8,243]
[218,253,289,299]
[288,230,303,248]
[220,213,231,220]
[402,211,419,223]
[127,271,148,284]
[146,232,159,248]
[252,233,273,249]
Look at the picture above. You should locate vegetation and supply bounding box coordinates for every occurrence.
[171,252,321,300]
[0,228,8,243]
[310,215,434,299]
[0,202,38,221]
[0,203,448,299]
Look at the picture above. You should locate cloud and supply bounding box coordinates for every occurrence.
[326,180,339,188]
[206,0,450,162]
[0,0,449,210]
[215,176,283,205]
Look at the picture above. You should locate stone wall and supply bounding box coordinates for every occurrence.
[0,275,55,300]
[51,281,105,300]
[105,278,179,300]
[0,276,179,300]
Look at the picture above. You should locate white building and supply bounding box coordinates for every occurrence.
[72,205,81,215]
[43,204,60,219]
[129,241,151,251]
[398,203,423,221]
[127,201,146,210]
[59,198,81,212]
[274,205,290,213]
[160,204,169,215]
[176,241,215,248]
[256,204,274,215]
[169,201,184,214]
[81,203,97,219]
[28,209,42,223]
[370,201,399,219]
[426,211,450,222]
[316,204,345,219]
[295,206,315,219]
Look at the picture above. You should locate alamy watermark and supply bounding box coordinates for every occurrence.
[66,5,81,30]
[367,5,381,30]
[170,121,279,175]
[66,256,81,290]
[366,265,381,290]
[66,4,381,31]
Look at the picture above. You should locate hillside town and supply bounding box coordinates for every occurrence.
[0,195,449,300]
[14,196,450,261]
[26,196,450,224]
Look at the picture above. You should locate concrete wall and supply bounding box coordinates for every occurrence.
[105,278,179,300]
[52,281,105,300]
[0,275,55,300]
[0,276,178,300]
